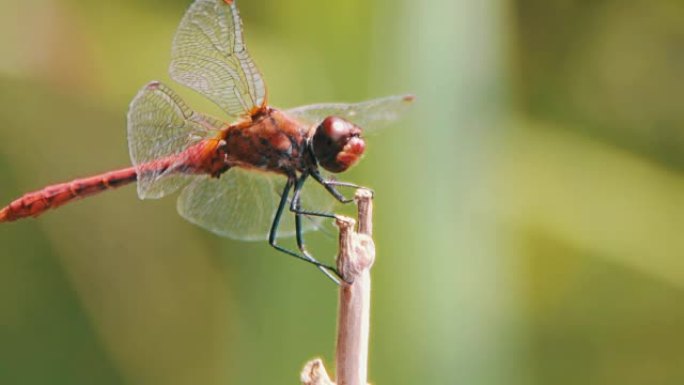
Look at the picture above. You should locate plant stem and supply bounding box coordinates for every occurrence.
[300,189,375,385]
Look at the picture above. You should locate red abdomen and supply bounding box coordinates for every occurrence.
[0,167,138,222]
[0,138,223,223]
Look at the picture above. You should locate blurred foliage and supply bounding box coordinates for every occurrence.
[514,0,684,169]
[1,0,683,384]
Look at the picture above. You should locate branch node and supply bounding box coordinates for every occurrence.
[301,359,335,385]
[335,216,375,284]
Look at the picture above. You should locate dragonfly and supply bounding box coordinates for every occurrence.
[0,0,412,282]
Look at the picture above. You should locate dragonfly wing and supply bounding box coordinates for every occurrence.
[127,81,221,199]
[170,0,267,118]
[176,168,338,241]
[285,94,414,133]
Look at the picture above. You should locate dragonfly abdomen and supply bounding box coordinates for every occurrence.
[0,167,138,222]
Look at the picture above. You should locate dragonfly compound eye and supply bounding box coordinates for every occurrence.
[312,116,365,173]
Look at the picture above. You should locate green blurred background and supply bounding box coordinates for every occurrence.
[1,0,684,384]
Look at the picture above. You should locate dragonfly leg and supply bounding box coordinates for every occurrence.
[310,171,371,204]
[294,204,340,284]
[289,173,336,218]
[326,180,373,195]
[269,177,340,284]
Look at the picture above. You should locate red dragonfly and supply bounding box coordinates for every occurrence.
[0,0,412,282]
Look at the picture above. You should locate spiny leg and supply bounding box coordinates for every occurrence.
[269,177,339,283]
[293,176,310,251]
[326,180,372,193]
[291,174,334,247]
[289,173,338,218]
[295,204,340,285]
[310,170,371,204]
[288,172,358,240]
[290,174,341,283]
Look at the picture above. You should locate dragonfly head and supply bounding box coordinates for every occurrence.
[312,116,366,173]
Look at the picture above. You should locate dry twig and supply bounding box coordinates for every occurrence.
[301,189,375,385]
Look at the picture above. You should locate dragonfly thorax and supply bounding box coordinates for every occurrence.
[312,116,365,173]
[218,108,310,175]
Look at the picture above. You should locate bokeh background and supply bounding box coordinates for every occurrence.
[1,0,683,384]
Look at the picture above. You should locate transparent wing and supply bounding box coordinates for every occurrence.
[286,94,414,132]
[177,168,338,241]
[127,81,222,199]
[170,0,266,118]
